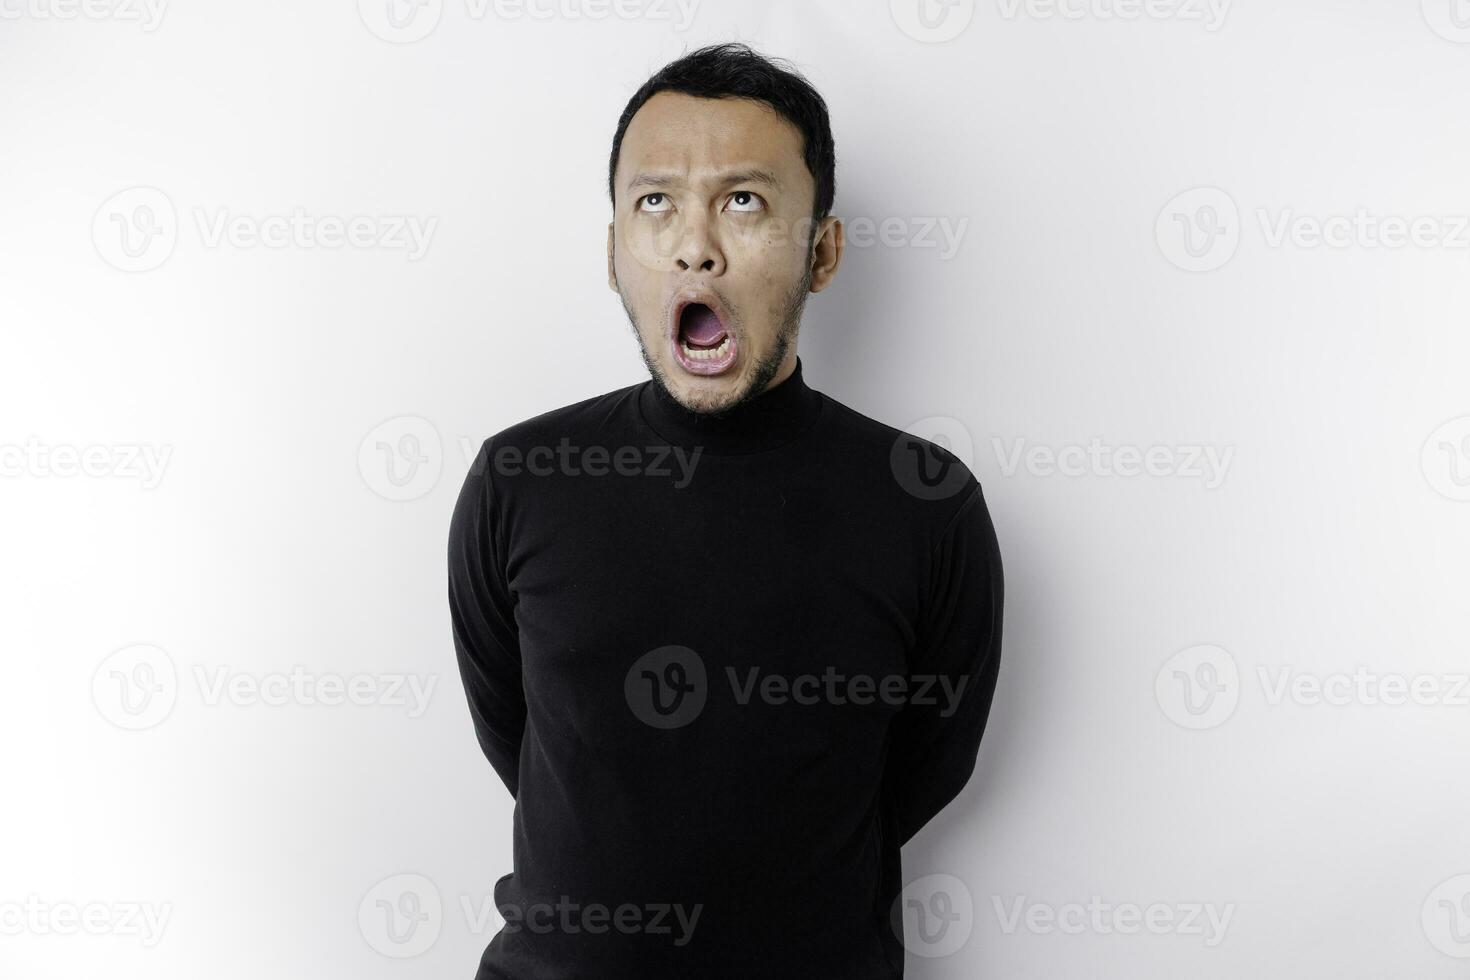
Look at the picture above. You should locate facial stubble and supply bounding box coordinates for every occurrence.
[614,247,815,418]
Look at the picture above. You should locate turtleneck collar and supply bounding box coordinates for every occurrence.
[637,356,825,455]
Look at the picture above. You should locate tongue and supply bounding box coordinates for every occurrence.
[681,305,727,348]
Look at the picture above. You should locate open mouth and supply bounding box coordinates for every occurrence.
[671,298,738,376]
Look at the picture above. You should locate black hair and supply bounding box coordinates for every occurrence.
[607,42,836,222]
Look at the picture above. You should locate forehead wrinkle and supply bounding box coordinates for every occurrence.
[626,167,783,195]
[617,94,809,207]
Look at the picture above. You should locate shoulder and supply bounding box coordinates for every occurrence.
[816,391,981,516]
[471,380,646,463]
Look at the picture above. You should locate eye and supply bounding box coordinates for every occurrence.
[638,193,673,214]
[726,191,765,213]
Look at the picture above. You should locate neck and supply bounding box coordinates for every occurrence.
[761,348,798,394]
[638,356,824,456]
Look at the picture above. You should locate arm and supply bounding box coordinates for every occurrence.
[447,439,526,798]
[882,482,1005,846]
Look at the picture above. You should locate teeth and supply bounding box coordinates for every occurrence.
[680,335,731,361]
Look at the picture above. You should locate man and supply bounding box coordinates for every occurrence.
[449,42,1004,979]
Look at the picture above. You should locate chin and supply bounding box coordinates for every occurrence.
[662,366,750,414]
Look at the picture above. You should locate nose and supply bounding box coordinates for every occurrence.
[671,211,725,275]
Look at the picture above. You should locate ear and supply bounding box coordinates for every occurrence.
[606,221,618,291]
[808,216,844,293]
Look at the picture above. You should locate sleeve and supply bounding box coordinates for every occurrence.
[882,481,1005,847]
[448,438,526,798]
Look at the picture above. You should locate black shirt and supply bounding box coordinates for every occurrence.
[448,357,1004,978]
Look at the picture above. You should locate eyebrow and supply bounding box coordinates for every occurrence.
[625,168,782,194]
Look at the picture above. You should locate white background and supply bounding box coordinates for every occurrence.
[3,0,1470,977]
